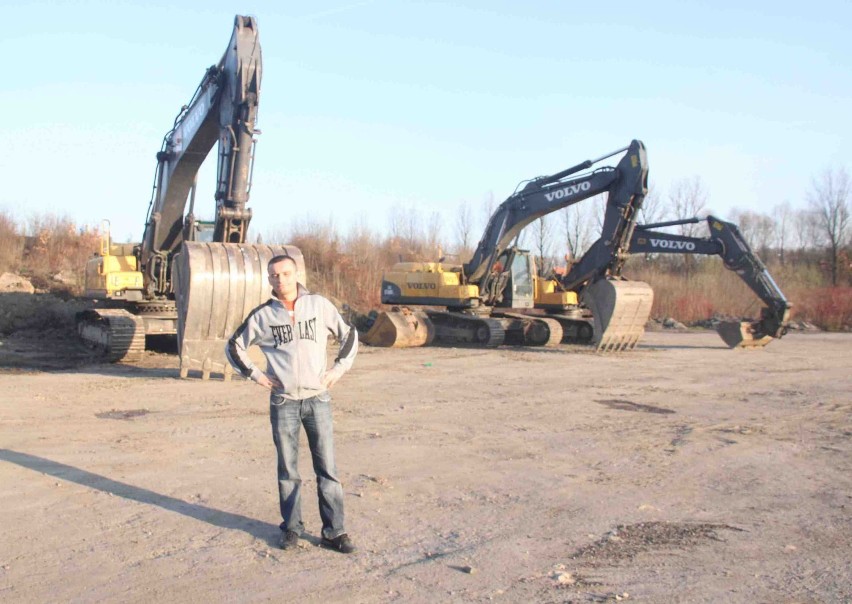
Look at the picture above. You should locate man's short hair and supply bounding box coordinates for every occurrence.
[268,254,297,270]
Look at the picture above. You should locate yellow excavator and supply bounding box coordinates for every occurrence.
[78,16,304,378]
[365,140,654,350]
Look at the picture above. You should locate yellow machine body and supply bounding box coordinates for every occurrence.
[380,262,480,306]
[83,234,144,300]
[534,277,579,309]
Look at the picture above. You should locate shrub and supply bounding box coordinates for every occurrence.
[0,209,24,274]
[790,287,852,331]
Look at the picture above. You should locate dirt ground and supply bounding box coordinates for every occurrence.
[1,330,850,603]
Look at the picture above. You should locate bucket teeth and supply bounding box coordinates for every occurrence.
[581,279,654,352]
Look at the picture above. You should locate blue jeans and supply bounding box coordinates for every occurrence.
[270,394,346,540]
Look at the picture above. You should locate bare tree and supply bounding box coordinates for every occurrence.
[635,183,668,262]
[808,167,851,285]
[387,203,406,241]
[668,176,709,277]
[561,202,592,260]
[480,191,496,234]
[638,182,667,226]
[387,203,428,260]
[731,209,774,259]
[455,199,474,260]
[530,215,554,275]
[792,208,821,259]
[772,201,792,266]
[669,176,708,236]
[426,210,443,260]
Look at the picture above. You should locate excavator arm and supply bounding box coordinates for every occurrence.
[466,140,648,305]
[140,15,261,296]
[630,216,792,346]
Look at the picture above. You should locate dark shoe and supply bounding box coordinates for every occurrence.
[321,533,357,554]
[279,530,300,550]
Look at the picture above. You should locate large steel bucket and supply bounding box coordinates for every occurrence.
[173,242,305,379]
[715,320,774,348]
[581,278,654,352]
[362,308,435,347]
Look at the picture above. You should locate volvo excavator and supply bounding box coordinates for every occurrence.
[627,216,791,347]
[364,140,653,349]
[513,214,793,350]
[77,16,305,378]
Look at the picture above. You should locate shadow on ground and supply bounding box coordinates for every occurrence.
[0,449,278,546]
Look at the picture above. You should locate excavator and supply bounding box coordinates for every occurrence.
[627,216,791,347]
[78,16,304,378]
[364,139,792,350]
[516,213,793,350]
[364,139,654,349]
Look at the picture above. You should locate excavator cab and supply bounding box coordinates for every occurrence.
[485,249,535,309]
[502,250,535,309]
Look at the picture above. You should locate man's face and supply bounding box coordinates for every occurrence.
[268,258,299,300]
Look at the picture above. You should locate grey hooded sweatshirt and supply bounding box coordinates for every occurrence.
[225,284,358,400]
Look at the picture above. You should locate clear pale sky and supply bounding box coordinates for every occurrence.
[1,0,849,244]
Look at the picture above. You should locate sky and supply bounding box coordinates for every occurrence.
[1,0,849,247]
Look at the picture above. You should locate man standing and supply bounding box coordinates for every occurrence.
[225,254,359,553]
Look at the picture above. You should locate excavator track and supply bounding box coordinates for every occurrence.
[494,312,563,347]
[545,315,594,344]
[425,311,505,347]
[76,309,146,363]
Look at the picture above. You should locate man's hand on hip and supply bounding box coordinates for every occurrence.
[321,368,342,389]
[255,373,283,390]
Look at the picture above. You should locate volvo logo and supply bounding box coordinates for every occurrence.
[544,181,591,202]
[650,238,696,251]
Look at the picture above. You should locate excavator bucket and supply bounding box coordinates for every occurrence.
[581,278,654,352]
[715,321,774,348]
[173,242,306,379]
[362,308,435,347]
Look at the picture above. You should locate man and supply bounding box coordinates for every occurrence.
[225,254,359,553]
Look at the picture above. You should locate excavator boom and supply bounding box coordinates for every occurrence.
[630,216,792,347]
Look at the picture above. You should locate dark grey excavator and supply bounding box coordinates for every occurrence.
[78,16,304,377]
[366,140,653,349]
[629,216,792,347]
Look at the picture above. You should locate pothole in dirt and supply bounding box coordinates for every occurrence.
[95,409,152,420]
[596,399,675,414]
[570,522,743,565]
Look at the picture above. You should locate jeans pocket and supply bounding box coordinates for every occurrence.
[270,394,286,406]
[315,391,332,403]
